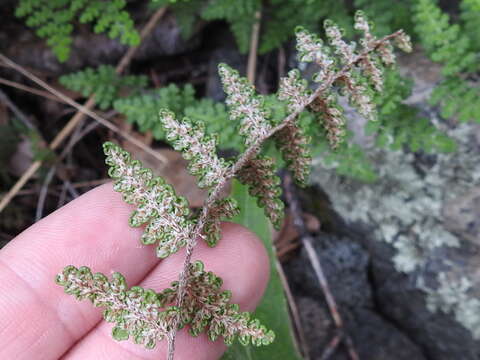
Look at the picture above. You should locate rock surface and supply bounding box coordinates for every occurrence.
[3,10,201,75]
[305,50,480,359]
[285,235,426,360]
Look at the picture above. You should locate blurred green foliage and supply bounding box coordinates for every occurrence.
[414,0,480,123]
[15,0,140,62]
[59,65,148,109]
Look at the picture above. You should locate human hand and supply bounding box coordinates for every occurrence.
[0,184,269,359]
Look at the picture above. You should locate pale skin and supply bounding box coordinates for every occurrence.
[0,184,270,359]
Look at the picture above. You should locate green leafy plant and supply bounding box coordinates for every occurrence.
[15,0,140,62]
[414,0,480,122]
[59,64,454,183]
[55,12,411,359]
[153,0,351,54]
[59,65,148,109]
[153,0,416,55]
[369,68,457,153]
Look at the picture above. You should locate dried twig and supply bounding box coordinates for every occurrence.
[277,46,286,80]
[56,182,68,208]
[0,55,166,163]
[282,173,359,360]
[116,7,167,73]
[35,109,112,218]
[35,166,56,221]
[34,118,99,220]
[64,180,80,199]
[275,259,311,359]
[0,77,65,103]
[0,88,37,130]
[0,6,168,214]
[247,9,262,84]
[320,333,342,360]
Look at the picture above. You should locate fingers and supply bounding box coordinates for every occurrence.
[63,222,270,360]
[0,184,160,360]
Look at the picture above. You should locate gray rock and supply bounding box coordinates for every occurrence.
[285,235,425,360]
[5,11,202,75]
[368,238,480,360]
[286,235,371,308]
[206,47,246,102]
[308,50,480,358]
[443,186,480,245]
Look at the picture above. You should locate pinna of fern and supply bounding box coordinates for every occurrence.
[56,11,411,356]
[55,261,274,348]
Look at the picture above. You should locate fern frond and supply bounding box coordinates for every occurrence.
[369,68,456,153]
[60,65,147,109]
[113,86,240,150]
[354,0,414,36]
[461,0,480,51]
[324,19,357,64]
[413,0,480,122]
[54,14,417,357]
[158,261,275,346]
[16,0,139,62]
[295,25,378,121]
[159,110,231,189]
[184,99,241,151]
[55,265,176,349]
[430,78,480,123]
[338,70,377,121]
[414,0,475,76]
[103,142,194,258]
[258,0,350,54]
[218,63,271,146]
[294,13,411,132]
[237,156,284,229]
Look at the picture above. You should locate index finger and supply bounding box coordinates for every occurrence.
[0,184,160,359]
